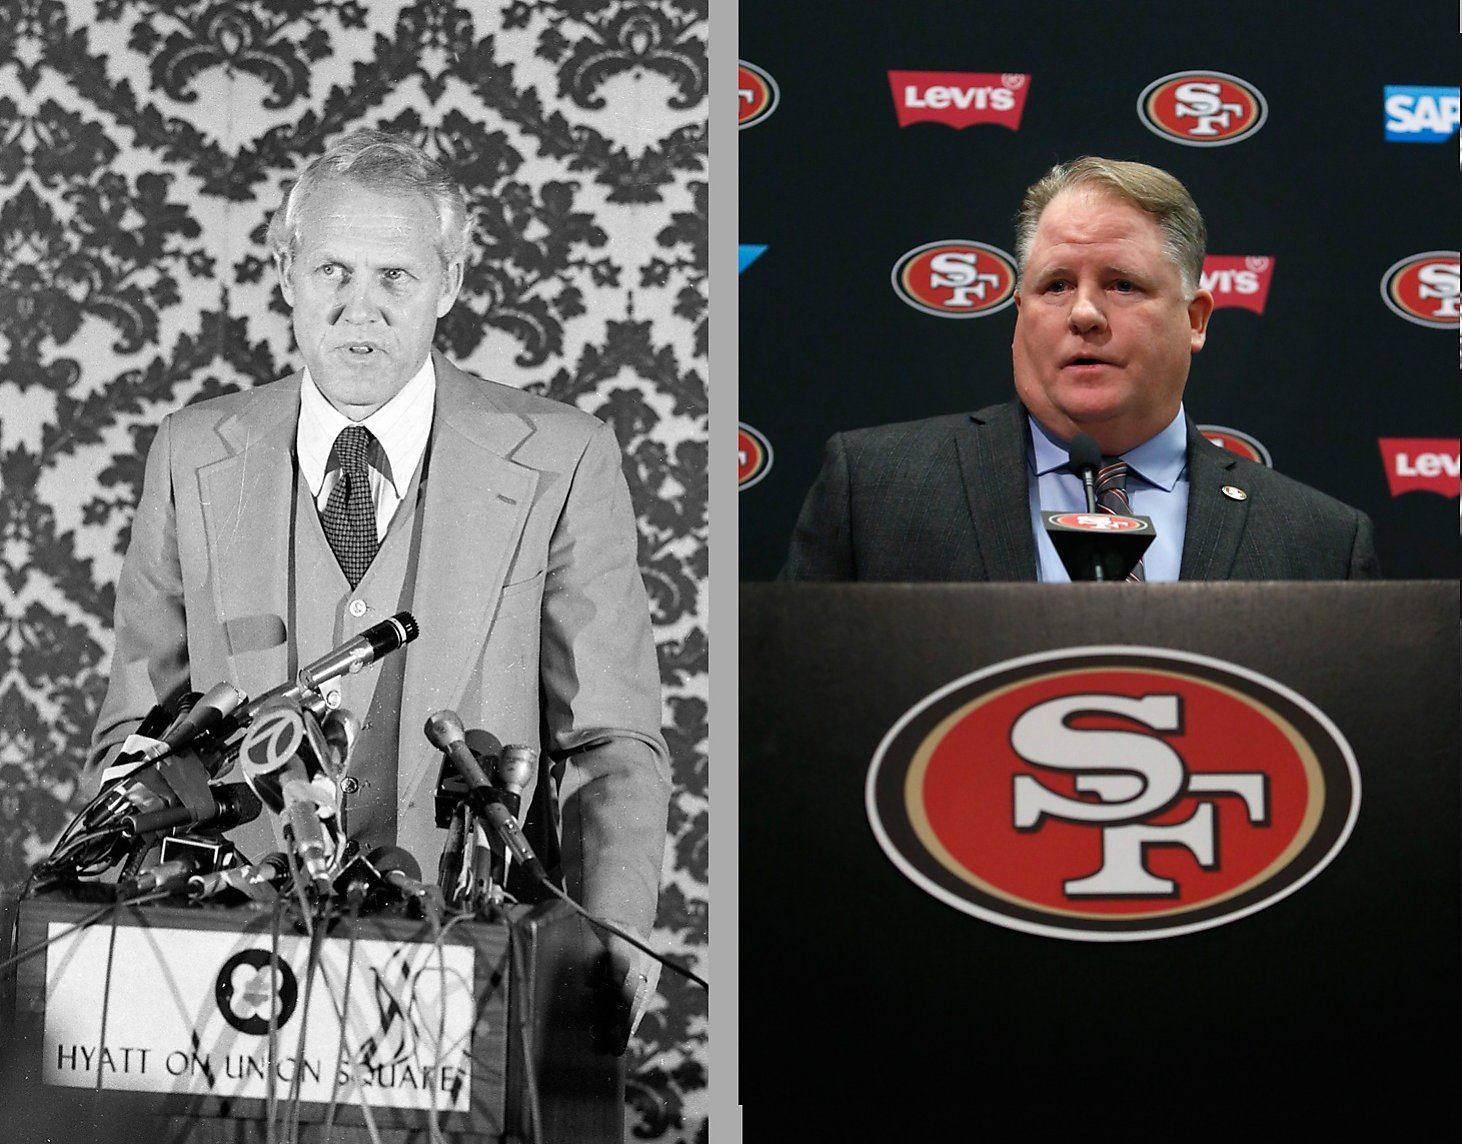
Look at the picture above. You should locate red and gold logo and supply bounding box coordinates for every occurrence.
[1138,71,1267,146]
[738,61,779,129]
[867,647,1359,941]
[891,240,1017,318]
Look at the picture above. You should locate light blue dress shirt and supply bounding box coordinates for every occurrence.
[1027,407,1190,582]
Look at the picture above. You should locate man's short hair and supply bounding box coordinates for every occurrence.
[1014,156,1207,297]
[266,129,473,270]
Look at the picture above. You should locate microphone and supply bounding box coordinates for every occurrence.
[190,852,291,902]
[320,708,360,779]
[366,845,445,919]
[237,613,419,721]
[424,711,548,885]
[135,680,248,765]
[121,782,264,838]
[239,702,340,894]
[1068,431,1102,514]
[119,850,204,899]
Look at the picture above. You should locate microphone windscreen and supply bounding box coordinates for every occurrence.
[1068,432,1102,472]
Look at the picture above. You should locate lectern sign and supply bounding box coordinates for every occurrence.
[866,647,1360,941]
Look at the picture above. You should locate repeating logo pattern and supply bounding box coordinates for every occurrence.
[868,647,1360,941]
[1384,85,1460,142]
[1137,70,1268,146]
[891,240,1018,318]
[0,2,707,1138]
[1201,255,1275,314]
[1379,252,1460,327]
[1377,438,1462,497]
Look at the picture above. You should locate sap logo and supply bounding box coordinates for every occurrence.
[891,240,1018,318]
[1380,252,1460,328]
[1377,438,1461,497]
[1138,70,1268,146]
[739,245,767,274]
[867,647,1359,941]
[887,71,1031,130]
[1200,255,1275,313]
[1384,86,1460,142]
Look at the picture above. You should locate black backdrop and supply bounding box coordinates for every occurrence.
[738,2,1460,581]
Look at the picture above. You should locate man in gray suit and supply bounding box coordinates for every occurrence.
[783,157,1380,582]
[90,131,669,1038]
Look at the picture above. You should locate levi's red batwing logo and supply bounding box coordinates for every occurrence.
[1201,256,1275,313]
[866,648,1359,941]
[1138,71,1268,146]
[891,240,1018,318]
[1377,438,1460,497]
[887,71,1031,130]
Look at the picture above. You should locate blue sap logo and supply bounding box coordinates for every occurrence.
[1384,86,1460,142]
[739,245,767,273]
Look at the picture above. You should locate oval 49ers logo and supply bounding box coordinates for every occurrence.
[1138,70,1268,146]
[1048,513,1148,532]
[1199,424,1273,467]
[866,647,1359,941]
[738,422,773,490]
[1380,251,1460,328]
[892,240,1017,318]
[738,61,779,129]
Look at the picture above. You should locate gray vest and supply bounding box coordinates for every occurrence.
[289,452,426,855]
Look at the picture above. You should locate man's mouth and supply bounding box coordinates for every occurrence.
[1064,355,1113,368]
[340,342,383,355]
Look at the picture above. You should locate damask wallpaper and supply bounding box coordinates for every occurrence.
[0,0,708,1138]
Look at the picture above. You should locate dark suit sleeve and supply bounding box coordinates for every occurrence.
[780,432,855,580]
[539,420,671,943]
[88,413,191,776]
[1348,510,1383,580]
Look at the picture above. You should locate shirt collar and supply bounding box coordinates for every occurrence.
[1027,404,1188,491]
[296,356,437,495]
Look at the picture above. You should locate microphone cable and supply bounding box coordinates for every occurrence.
[535,879,708,991]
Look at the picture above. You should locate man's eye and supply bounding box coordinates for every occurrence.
[319,264,342,280]
[1045,280,1068,294]
[1113,280,1135,293]
[382,268,407,282]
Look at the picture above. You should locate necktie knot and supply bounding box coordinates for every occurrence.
[333,424,375,474]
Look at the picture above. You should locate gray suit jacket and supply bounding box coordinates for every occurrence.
[782,399,1381,581]
[91,354,671,940]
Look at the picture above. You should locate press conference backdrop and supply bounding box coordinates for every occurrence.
[738,2,1460,580]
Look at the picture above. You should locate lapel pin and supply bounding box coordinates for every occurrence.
[1221,485,1248,501]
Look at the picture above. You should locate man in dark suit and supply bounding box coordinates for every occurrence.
[90,130,670,1032]
[783,157,1380,581]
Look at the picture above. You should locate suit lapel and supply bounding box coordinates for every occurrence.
[394,355,541,813]
[954,401,1039,580]
[1179,419,1249,580]
[198,376,300,698]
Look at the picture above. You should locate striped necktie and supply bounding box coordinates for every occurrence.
[321,425,379,589]
[1094,457,1145,582]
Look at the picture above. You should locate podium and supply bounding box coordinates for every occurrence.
[741,582,1460,1124]
[0,896,623,1143]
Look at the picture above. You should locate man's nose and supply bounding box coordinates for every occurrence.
[1068,285,1107,334]
[335,278,380,324]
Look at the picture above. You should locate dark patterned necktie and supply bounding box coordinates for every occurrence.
[1094,457,1145,582]
[322,425,379,588]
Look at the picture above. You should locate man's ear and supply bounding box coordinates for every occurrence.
[437,258,465,318]
[275,253,295,308]
[1188,288,1215,352]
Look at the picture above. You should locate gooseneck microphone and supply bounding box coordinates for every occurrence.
[237,612,419,721]
[1068,431,1102,514]
[424,710,549,885]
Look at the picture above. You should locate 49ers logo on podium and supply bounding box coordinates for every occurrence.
[866,647,1359,941]
[1048,513,1149,532]
[1138,71,1268,146]
[891,240,1017,318]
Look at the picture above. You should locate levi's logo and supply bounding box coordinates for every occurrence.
[867,647,1359,941]
[1200,256,1275,313]
[888,71,1030,129]
[1377,438,1461,497]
